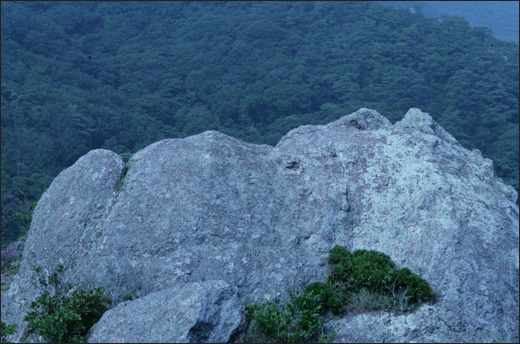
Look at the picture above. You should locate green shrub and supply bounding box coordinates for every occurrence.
[244,290,326,343]
[329,248,396,294]
[304,281,344,315]
[391,267,434,303]
[23,265,111,343]
[327,246,435,308]
[1,260,21,276]
[2,260,22,295]
[327,245,352,264]
[244,245,436,342]
[1,321,17,343]
[9,261,21,270]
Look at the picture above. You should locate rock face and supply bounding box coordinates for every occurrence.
[2,108,518,343]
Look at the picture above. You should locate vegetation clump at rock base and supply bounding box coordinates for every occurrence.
[243,245,435,343]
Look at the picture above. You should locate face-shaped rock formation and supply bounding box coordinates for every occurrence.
[2,108,518,343]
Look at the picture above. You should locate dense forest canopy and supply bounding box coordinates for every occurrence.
[1,1,518,246]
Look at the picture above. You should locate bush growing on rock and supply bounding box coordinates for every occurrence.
[303,280,345,315]
[327,245,435,308]
[243,290,327,343]
[244,245,435,342]
[23,265,111,343]
[1,321,17,343]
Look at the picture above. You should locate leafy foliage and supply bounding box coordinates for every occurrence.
[244,245,435,342]
[304,281,344,315]
[327,246,435,309]
[244,290,328,343]
[23,265,111,343]
[1,260,22,294]
[1,321,17,343]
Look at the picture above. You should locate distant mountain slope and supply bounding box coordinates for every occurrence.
[383,1,519,43]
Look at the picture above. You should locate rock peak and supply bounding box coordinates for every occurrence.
[397,108,458,144]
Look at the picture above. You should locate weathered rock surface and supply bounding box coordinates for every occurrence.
[2,108,518,343]
[85,280,244,343]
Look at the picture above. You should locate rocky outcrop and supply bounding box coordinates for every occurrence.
[2,108,518,343]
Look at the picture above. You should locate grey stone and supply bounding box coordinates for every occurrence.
[2,108,518,343]
[397,108,458,144]
[85,280,244,343]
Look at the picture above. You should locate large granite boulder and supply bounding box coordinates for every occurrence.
[2,108,518,343]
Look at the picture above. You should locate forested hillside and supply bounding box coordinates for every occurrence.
[1,1,518,246]
[383,1,519,43]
